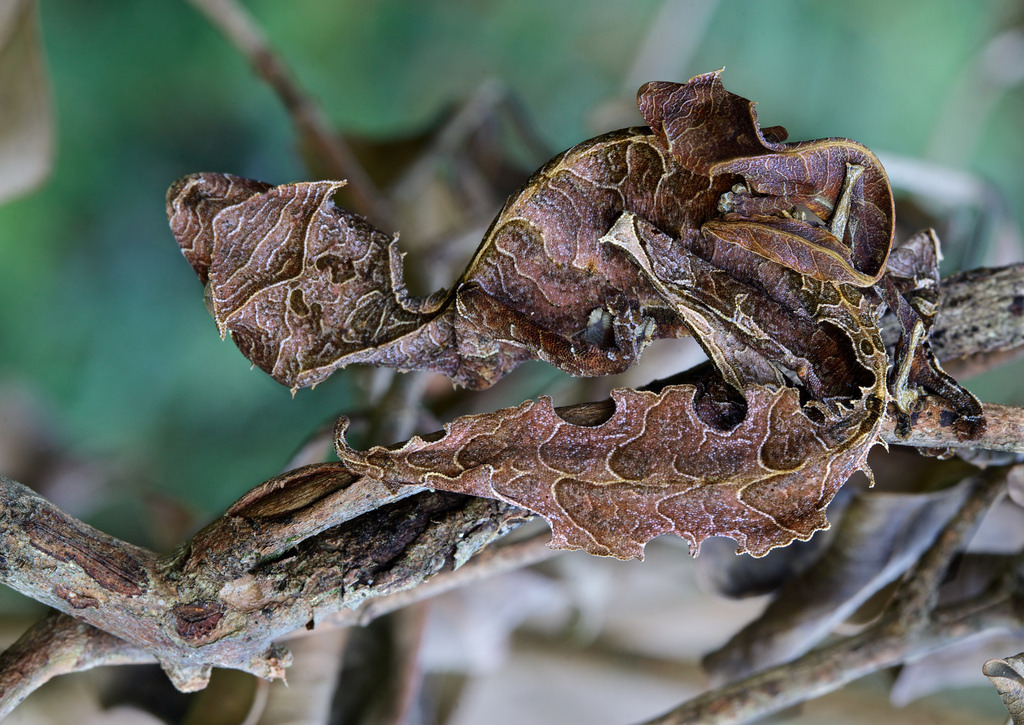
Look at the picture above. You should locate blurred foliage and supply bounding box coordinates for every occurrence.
[0,0,1022,548]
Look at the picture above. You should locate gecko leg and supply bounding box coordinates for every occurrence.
[828,163,865,241]
[879,230,985,440]
[450,283,656,385]
[703,163,880,286]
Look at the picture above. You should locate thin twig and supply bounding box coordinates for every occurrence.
[880,400,1024,454]
[638,596,1020,725]
[382,602,431,725]
[884,467,1008,626]
[186,0,394,227]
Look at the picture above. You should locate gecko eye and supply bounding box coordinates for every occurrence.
[579,307,614,347]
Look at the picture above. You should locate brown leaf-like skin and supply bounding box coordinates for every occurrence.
[336,380,882,559]
[169,70,985,558]
[167,173,272,285]
[166,71,895,394]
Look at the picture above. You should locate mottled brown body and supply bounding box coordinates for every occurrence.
[168,71,983,558]
[166,72,894,397]
[453,128,715,378]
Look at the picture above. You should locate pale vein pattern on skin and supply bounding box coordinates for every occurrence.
[168,71,982,559]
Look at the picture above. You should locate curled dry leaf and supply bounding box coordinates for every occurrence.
[168,71,984,558]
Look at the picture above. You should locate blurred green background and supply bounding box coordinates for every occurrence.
[0,0,1022,551]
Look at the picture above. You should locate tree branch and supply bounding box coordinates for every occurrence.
[0,473,528,696]
[319,530,557,630]
[880,399,1024,453]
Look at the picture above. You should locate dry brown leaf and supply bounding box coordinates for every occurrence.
[0,0,53,202]
[167,71,898,395]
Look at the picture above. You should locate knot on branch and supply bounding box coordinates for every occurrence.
[171,599,226,644]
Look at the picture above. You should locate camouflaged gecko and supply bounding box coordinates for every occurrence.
[169,71,983,558]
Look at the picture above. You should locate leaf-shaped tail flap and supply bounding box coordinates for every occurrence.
[335,383,881,560]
